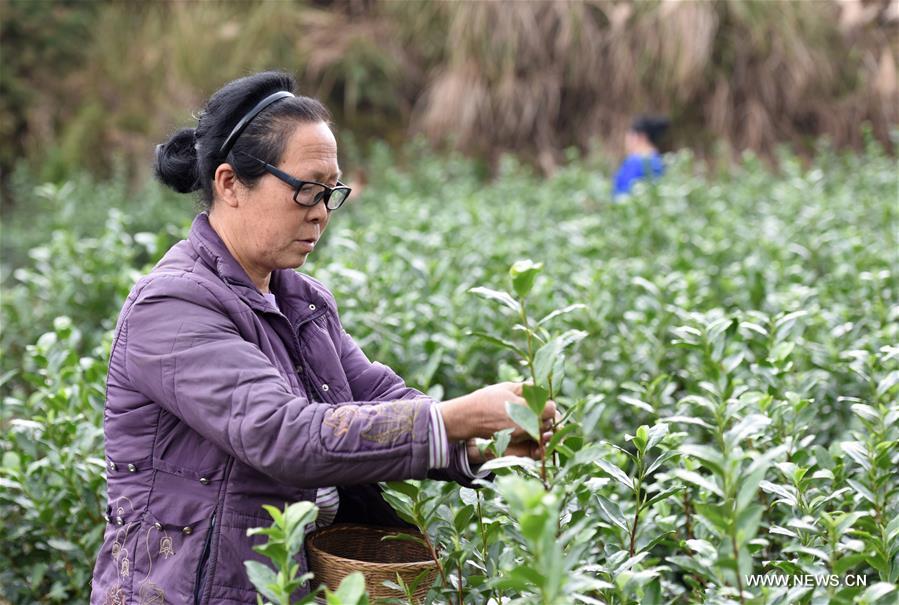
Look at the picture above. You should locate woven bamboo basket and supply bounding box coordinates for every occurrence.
[308,524,438,603]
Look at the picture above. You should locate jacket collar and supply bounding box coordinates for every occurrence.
[187,212,326,324]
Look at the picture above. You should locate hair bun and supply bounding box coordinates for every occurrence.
[154,127,200,193]
[647,116,670,135]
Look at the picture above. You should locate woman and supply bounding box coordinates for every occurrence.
[612,115,670,197]
[90,71,554,605]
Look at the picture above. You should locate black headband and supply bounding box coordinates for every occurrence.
[219,91,295,158]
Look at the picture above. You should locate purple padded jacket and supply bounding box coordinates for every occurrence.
[90,213,472,604]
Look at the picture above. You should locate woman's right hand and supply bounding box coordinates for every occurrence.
[437,381,556,443]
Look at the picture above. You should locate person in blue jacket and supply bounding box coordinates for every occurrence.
[613,115,670,197]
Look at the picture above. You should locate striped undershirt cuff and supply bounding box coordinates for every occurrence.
[428,404,450,469]
[429,403,489,479]
[315,486,340,528]
[458,441,491,479]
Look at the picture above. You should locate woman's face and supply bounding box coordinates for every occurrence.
[233,120,340,273]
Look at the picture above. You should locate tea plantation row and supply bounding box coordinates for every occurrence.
[0,143,896,603]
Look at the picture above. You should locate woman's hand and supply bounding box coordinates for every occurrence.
[438,381,556,444]
[465,431,554,465]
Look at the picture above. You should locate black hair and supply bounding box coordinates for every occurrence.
[154,71,331,207]
[631,115,670,148]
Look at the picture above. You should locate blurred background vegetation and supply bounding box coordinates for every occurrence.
[1,0,897,196]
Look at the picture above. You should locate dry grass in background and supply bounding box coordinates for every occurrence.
[1,0,896,183]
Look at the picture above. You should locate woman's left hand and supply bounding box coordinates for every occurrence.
[465,427,556,466]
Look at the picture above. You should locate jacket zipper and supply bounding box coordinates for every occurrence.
[194,511,216,605]
[298,358,323,403]
[293,321,328,403]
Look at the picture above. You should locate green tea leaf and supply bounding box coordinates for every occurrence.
[506,401,540,441]
[735,504,764,545]
[329,571,368,604]
[672,469,723,498]
[383,480,421,500]
[468,330,527,357]
[644,486,684,509]
[595,495,629,532]
[595,459,634,491]
[244,561,280,603]
[679,445,726,477]
[631,425,649,453]
[46,538,77,552]
[725,413,771,447]
[469,286,520,312]
[645,423,669,451]
[492,428,514,457]
[857,582,896,604]
[532,330,587,386]
[537,303,587,326]
[509,259,543,298]
[522,383,549,419]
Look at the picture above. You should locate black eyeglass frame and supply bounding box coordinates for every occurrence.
[239,152,351,211]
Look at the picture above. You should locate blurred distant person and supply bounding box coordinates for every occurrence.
[613,115,670,197]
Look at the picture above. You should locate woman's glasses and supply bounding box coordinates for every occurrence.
[239,152,351,211]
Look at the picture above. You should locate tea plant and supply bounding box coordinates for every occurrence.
[244,501,369,605]
[470,259,587,486]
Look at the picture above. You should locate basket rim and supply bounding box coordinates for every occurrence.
[307,523,438,570]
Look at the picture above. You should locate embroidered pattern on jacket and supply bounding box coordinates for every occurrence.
[360,399,420,445]
[159,535,175,559]
[322,406,356,437]
[137,524,171,604]
[104,496,137,604]
[102,586,126,605]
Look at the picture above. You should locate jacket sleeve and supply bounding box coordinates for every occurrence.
[122,275,433,488]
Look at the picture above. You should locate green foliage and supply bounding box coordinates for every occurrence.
[245,501,318,604]
[0,174,191,394]
[1,143,897,603]
[244,501,368,605]
[0,167,193,270]
[0,318,109,602]
[344,145,897,603]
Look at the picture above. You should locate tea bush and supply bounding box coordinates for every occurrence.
[0,141,896,603]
